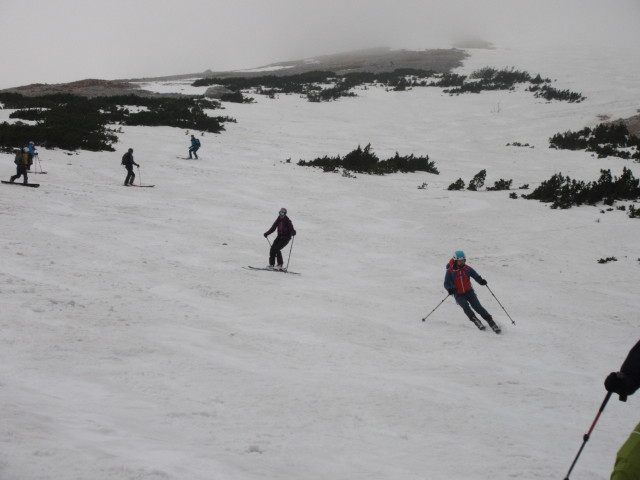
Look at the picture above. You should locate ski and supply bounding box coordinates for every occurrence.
[176,156,199,160]
[244,266,300,275]
[2,180,40,188]
[125,184,155,188]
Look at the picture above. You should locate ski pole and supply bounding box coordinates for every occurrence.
[563,391,612,480]
[284,236,295,271]
[421,294,450,322]
[137,166,141,186]
[265,236,272,247]
[485,285,516,325]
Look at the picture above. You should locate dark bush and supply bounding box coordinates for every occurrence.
[297,144,439,175]
[468,169,486,191]
[448,178,465,190]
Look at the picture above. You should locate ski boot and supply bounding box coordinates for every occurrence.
[470,316,486,331]
[486,317,501,334]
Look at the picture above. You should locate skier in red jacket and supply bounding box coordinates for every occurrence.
[443,250,500,333]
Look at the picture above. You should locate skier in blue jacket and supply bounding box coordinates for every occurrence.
[444,250,500,333]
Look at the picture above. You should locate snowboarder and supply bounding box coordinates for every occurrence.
[605,339,640,479]
[188,135,201,159]
[264,208,296,269]
[443,250,500,333]
[9,147,29,185]
[121,148,139,186]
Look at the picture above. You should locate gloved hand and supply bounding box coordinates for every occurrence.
[447,288,456,295]
[605,372,627,394]
[478,278,487,286]
[263,233,268,238]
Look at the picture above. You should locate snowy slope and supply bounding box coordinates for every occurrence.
[1,44,639,480]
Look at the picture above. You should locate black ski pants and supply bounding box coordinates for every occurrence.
[10,165,28,184]
[124,165,135,185]
[269,236,290,266]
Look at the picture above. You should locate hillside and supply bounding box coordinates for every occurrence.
[1,43,640,480]
[0,47,468,98]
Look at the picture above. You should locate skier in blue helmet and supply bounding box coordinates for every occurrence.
[443,250,501,333]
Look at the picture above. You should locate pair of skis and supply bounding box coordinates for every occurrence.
[244,266,300,275]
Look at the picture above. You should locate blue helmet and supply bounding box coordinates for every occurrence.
[453,250,466,260]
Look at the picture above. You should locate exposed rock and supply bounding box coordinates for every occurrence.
[204,85,234,99]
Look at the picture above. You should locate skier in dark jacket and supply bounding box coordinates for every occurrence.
[605,340,640,479]
[121,148,139,186]
[443,250,500,333]
[188,135,200,159]
[264,208,296,269]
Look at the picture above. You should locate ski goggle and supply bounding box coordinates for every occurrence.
[279,211,286,215]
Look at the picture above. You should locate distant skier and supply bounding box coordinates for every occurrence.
[26,141,37,170]
[9,148,30,185]
[264,208,296,269]
[121,148,139,186]
[188,135,201,159]
[443,250,500,333]
[605,339,640,479]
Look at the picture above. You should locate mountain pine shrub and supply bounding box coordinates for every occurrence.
[297,144,439,175]
[467,169,486,191]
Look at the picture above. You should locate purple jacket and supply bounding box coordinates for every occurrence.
[265,216,296,239]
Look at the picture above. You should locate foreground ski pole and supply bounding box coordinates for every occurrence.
[284,236,295,271]
[421,294,450,322]
[563,391,612,480]
[485,285,516,325]
[137,166,142,186]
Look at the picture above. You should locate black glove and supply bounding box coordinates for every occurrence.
[605,372,629,401]
[447,288,456,295]
[263,233,268,238]
[478,278,487,286]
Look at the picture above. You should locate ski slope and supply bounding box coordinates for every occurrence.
[1,43,639,480]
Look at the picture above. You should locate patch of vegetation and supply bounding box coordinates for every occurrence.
[448,178,465,190]
[529,85,585,103]
[549,122,640,160]
[467,169,486,191]
[0,93,235,152]
[297,144,439,175]
[523,167,640,210]
[192,66,580,103]
[487,179,513,191]
[597,257,618,264]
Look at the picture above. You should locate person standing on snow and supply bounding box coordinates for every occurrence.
[26,141,37,170]
[9,148,29,184]
[121,148,139,186]
[264,208,296,269]
[605,339,640,479]
[443,250,501,333]
[188,135,201,159]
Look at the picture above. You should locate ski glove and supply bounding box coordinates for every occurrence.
[447,288,456,295]
[605,371,630,401]
[263,233,268,237]
[478,278,487,286]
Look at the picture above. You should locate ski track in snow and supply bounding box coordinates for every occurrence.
[1,44,640,480]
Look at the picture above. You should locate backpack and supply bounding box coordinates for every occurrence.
[14,152,21,165]
[195,138,201,147]
[121,153,128,165]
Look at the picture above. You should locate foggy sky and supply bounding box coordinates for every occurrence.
[1,0,639,89]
